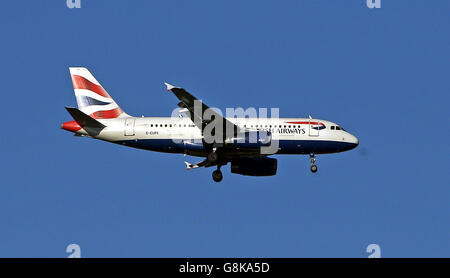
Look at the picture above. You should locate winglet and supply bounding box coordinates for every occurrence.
[184,161,201,170]
[164,82,176,92]
[184,161,192,170]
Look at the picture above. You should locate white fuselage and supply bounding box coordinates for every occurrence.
[75,116,359,158]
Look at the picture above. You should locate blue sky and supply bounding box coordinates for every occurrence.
[0,0,448,257]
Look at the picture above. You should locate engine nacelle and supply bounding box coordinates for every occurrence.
[225,130,272,148]
[231,157,277,176]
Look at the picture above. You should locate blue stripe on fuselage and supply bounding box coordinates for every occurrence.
[114,139,357,155]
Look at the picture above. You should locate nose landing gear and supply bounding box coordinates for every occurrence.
[310,153,318,173]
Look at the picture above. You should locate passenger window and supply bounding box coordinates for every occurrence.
[336,126,341,130]
[331,126,335,130]
[165,124,168,127]
[150,124,153,127]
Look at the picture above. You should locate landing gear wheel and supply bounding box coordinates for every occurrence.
[212,170,223,182]
[309,153,318,173]
[208,152,218,163]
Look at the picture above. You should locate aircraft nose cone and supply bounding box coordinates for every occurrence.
[349,134,359,149]
[353,135,359,145]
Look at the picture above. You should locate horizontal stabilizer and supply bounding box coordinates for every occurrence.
[65,107,106,136]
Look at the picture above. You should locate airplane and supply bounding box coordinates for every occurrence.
[61,67,359,182]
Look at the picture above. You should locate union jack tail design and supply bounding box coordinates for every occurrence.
[69,67,128,119]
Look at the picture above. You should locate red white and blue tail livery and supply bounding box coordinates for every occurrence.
[62,67,359,182]
[70,67,128,119]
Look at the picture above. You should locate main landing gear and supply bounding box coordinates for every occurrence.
[207,151,219,163]
[212,167,223,182]
[208,149,223,182]
[310,153,318,173]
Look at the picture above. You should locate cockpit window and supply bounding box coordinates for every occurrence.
[331,125,346,131]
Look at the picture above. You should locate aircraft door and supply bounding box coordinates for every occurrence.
[124,118,135,136]
[309,119,320,137]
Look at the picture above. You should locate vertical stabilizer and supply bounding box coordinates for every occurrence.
[69,67,129,119]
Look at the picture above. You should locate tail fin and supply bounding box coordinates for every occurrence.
[69,67,129,119]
